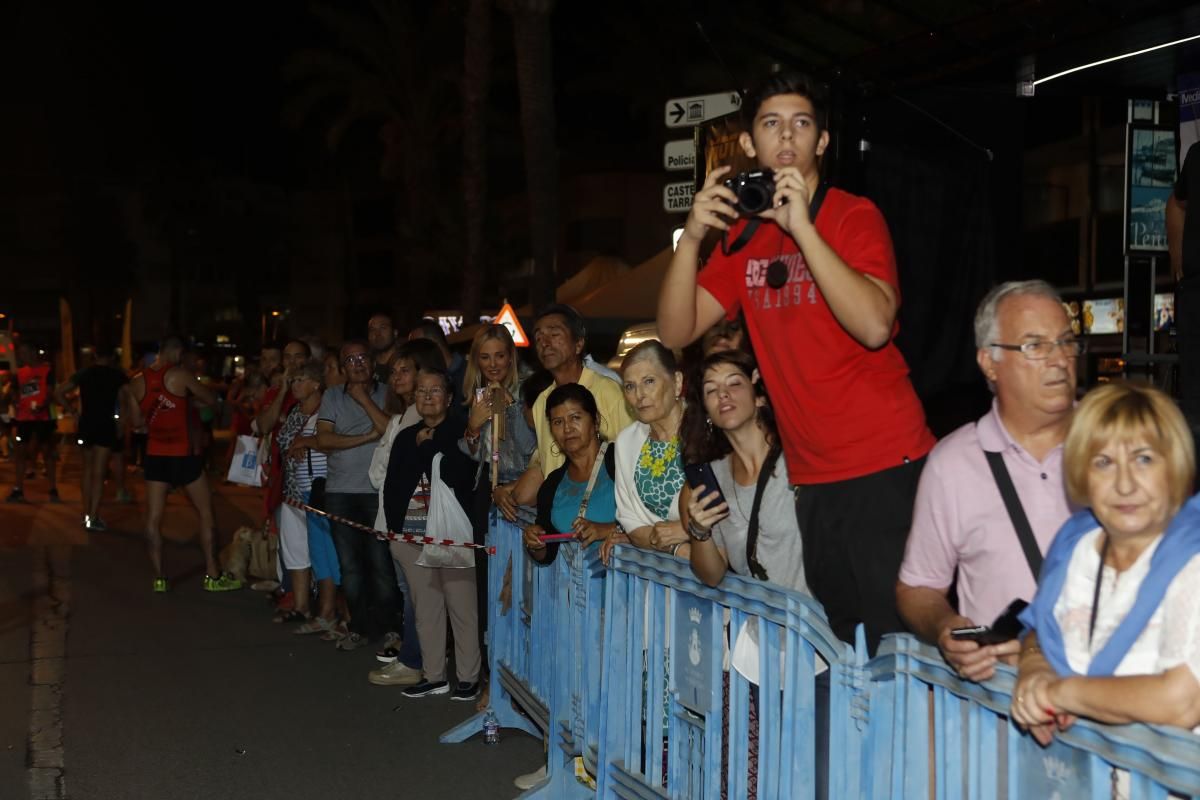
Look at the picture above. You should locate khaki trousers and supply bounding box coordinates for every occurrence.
[389,541,481,684]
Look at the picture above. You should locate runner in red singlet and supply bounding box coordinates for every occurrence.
[129,335,241,593]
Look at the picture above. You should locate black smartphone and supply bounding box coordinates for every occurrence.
[950,599,1029,645]
[684,462,728,510]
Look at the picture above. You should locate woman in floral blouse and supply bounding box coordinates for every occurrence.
[609,340,689,561]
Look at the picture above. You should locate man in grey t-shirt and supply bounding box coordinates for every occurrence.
[316,340,394,650]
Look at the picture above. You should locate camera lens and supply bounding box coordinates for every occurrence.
[738,184,772,215]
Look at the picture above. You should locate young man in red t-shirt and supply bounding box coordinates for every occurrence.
[659,71,935,652]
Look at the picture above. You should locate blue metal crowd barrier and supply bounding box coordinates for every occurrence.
[597,546,855,800]
[442,512,544,744]
[863,633,1200,800]
[442,511,606,799]
[445,527,1200,799]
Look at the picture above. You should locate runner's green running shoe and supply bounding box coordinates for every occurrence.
[152,577,169,593]
[203,573,242,592]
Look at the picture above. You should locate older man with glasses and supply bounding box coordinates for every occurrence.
[897,280,1082,682]
[315,340,393,651]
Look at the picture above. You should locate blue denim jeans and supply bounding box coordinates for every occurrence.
[326,492,398,640]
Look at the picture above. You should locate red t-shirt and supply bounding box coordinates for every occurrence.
[698,187,935,484]
[16,365,52,421]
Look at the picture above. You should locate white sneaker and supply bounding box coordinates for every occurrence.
[513,764,547,790]
[368,660,423,687]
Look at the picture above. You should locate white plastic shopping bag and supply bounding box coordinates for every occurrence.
[226,435,263,487]
[417,452,475,569]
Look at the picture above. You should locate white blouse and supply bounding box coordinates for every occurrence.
[1053,528,1200,727]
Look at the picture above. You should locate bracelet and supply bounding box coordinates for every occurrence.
[464,426,481,443]
[687,519,712,542]
[670,542,685,557]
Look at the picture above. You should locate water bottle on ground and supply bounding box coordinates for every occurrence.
[483,710,500,744]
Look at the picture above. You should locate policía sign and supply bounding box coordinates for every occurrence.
[663,139,695,171]
[663,181,695,213]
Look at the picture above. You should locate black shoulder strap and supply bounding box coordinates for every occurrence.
[745,446,783,582]
[720,218,761,257]
[983,449,1043,580]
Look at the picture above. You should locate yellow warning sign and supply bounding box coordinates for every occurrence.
[494,303,529,348]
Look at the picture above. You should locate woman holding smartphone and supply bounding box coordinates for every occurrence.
[682,349,808,594]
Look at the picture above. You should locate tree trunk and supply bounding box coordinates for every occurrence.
[509,1,559,311]
[460,0,491,325]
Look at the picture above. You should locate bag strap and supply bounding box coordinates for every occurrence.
[745,446,783,582]
[983,449,1043,580]
[304,411,319,477]
[576,442,610,520]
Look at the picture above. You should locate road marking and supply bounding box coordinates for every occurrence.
[27,546,70,800]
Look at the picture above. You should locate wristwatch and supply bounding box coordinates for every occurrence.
[687,519,712,542]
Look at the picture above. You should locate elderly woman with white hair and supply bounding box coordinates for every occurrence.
[604,340,689,562]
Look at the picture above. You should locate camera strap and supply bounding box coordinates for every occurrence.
[983,448,1043,580]
[719,181,829,259]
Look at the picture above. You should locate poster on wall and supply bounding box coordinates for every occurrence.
[1178,73,1200,166]
[1125,124,1177,253]
[1082,298,1125,335]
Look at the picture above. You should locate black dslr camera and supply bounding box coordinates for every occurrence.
[723,169,777,216]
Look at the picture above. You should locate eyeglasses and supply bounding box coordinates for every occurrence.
[414,387,446,398]
[342,353,369,365]
[989,338,1086,360]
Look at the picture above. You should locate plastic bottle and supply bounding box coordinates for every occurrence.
[483,710,500,744]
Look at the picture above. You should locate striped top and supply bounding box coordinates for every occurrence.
[279,407,326,501]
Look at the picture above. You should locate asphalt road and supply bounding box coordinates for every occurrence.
[0,445,542,800]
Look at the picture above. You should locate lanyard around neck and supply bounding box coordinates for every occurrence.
[1088,533,1111,649]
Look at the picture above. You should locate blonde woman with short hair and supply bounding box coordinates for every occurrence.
[1013,381,1200,745]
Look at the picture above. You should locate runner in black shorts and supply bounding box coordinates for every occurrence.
[142,453,205,488]
[55,345,131,531]
[130,335,241,593]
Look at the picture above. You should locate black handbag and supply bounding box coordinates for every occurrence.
[306,446,326,511]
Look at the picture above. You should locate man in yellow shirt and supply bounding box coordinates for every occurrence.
[495,304,633,514]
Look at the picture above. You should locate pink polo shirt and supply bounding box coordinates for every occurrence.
[898,402,1073,626]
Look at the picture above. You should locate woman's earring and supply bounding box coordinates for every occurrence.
[705,417,713,434]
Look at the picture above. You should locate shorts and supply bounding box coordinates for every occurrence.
[15,420,55,445]
[144,454,204,488]
[304,491,340,584]
[77,419,120,450]
[279,501,312,571]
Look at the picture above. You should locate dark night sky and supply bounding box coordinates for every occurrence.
[0,2,796,191]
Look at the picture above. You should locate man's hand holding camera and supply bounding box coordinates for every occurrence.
[758,166,813,238]
[681,166,739,243]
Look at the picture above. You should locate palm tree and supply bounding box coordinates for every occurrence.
[284,1,460,322]
[461,0,492,325]
[502,0,559,310]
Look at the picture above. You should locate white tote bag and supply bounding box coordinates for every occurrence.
[226,434,263,487]
[417,452,475,569]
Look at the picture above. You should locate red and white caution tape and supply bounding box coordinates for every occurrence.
[283,497,496,555]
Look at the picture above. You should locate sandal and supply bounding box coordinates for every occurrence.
[293,616,334,635]
[320,621,349,642]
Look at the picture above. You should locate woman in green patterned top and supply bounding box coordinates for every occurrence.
[608,340,690,562]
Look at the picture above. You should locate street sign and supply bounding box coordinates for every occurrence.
[663,181,694,213]
[663,139,695,171]
[664,91,742,128]
[493,303,529,347]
